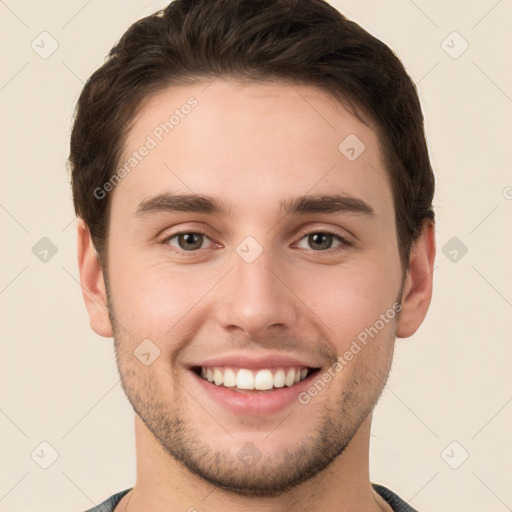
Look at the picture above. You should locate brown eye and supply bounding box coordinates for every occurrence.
[165,232,209,251]
[307,233,336,251]
[296,231,349,252]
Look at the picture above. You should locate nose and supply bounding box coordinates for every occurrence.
[213,245,300,339]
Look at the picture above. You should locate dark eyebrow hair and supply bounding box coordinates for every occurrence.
[135,192,375,218]
[280,193,374,217]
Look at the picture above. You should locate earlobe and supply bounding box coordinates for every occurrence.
[396,220,436,339]
[76,218,113,338]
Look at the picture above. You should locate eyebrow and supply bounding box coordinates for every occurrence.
[135,192,375,218]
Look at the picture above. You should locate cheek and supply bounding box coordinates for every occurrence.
[298,259,399,346]
[108,259,214,342]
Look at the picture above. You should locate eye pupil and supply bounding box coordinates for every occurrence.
[179,233,203,250]
[168,230,344,255]
[309,233,333,250]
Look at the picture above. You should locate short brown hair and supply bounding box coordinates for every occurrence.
[68,0,435,272]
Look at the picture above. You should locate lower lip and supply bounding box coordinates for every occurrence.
[189,369,319,416]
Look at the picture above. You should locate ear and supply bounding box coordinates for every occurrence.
[396,220,436,338]
[76,218,113,338]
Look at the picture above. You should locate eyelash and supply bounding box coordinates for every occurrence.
[160,228,353,256]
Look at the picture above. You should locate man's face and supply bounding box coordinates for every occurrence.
[104,79,403,495]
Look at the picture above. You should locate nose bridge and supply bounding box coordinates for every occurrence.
[214,239,298,336]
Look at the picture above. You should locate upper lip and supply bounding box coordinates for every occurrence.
[190,352,323,370]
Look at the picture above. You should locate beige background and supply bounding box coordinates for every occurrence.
[1,0,511,511]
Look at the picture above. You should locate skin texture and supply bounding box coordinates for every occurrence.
[77,79,435,512]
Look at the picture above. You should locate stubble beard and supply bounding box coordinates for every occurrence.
[105,280,397,497]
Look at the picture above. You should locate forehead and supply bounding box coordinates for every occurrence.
[112,79,392,219]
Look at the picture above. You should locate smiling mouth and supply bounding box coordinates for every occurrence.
[191,366,321,393]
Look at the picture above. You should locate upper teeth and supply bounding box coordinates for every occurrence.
[200,367,309,390]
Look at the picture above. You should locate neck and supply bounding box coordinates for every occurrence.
[117,414,392,512]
